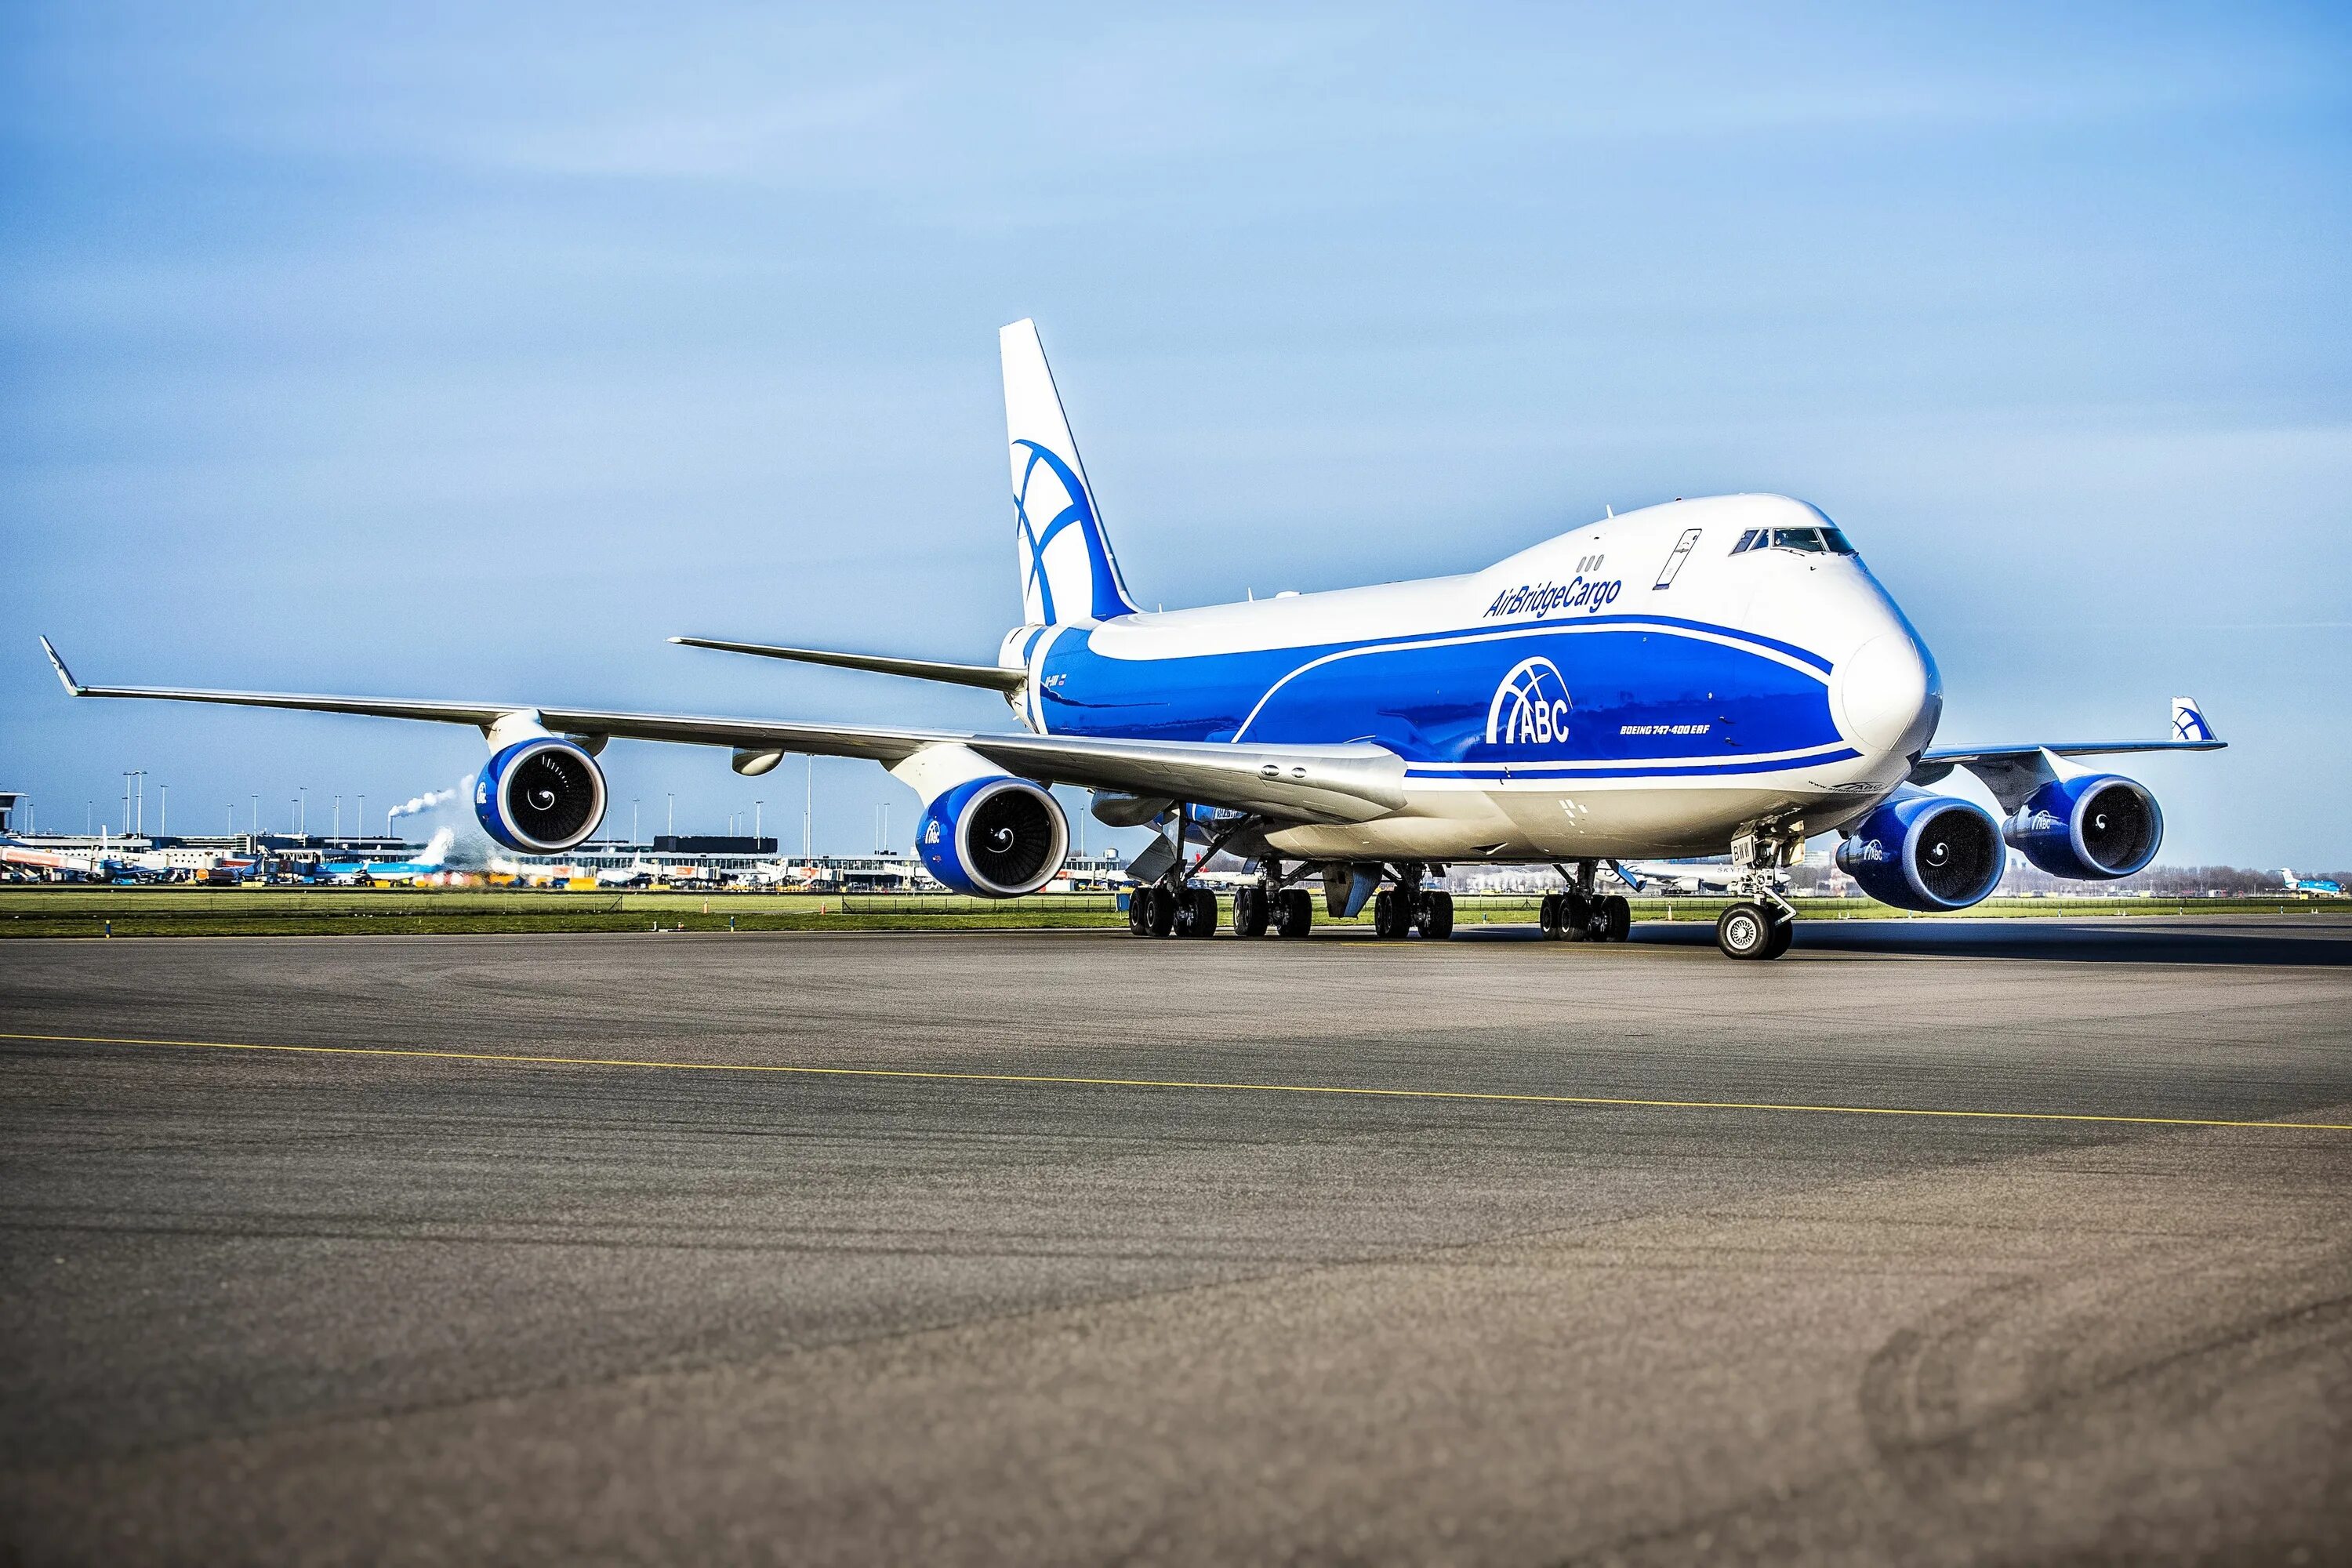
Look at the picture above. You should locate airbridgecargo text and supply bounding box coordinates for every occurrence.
[1483,577,1623,618]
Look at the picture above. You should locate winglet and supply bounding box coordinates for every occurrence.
[2171,695,2216,744]
[38,636,84,696]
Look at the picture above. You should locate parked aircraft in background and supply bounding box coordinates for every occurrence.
[40,320,2225,957]
[1608,859,1741,898]
[2281,869,2343,895]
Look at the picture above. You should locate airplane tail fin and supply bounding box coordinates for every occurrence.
[1001,319,1139,625]
[2171,695,2214,743]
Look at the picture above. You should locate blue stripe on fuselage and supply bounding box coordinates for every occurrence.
[1036,616,1843,766]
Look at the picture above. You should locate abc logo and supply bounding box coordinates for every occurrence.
[1486,657,1573,746]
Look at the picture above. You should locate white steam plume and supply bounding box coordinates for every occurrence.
[387,787,456,822]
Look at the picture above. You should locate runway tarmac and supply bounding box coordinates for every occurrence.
[4,916,2350,1564]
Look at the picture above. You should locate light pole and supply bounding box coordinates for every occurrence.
[632,798,640,845]
[297,788,307,837]
[251,794,260,840]
[159,784,168,837]
[804,758,812,861]
[754,800,763,844]
[667,793,674,837]
[358,794,365,843]
[332,796,340,840]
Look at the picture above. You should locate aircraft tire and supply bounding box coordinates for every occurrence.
[1602,894,1631,942]
[1417,890,1454,939]
[1187,886,1219,937]
[1559,891,1591,942]
[1539,893,1563,938]
[1233,885,1271,938]
[1127,891,1151,936]
[1148,885,1178,937]
[1715,902,1774,960]
[1762,912,1795,959]
[1274,887,1314,938]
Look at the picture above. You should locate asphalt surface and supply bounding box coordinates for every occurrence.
[3,916,2350,1566]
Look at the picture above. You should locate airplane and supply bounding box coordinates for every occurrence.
[37,320,2227,959]
[0,837,174,882]
[2281,869,2343,895]
[1607,858,1741,898]
[317,827,469,885]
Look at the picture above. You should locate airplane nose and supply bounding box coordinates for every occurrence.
[1834,630,1938,757]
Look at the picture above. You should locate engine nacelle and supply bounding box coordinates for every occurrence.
[1835,793,2005,911]
[916,775,1069,897]
[473,736,607,854]
[2002,774,2161,880]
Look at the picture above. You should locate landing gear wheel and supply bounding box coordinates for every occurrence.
[1232,885,1271,938]
[1127,889,1151,935]
[1415,889,1454,939]
[1147,884,1178,938]
[1716,902,1777,960]
[1539,893,1563,939]
[1601,894,1631,943]
[1559,890,1591,942]
[1273,887,1314,938]
[1373,887,1415,938]
[1762,912,1795,959]
[1171,885,1218,938]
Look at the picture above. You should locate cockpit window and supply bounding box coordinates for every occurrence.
[1734,521,1858,557]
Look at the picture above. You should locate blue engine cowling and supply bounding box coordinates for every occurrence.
[2002,774,2161,880]
[1835,793,2006,911]
[473,737,607,853]
[916,775,1069,897]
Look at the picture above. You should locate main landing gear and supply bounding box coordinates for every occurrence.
[1232,882,1316,938]
[1539,863,1631,943]
[1370,884,1454,939]
[1126,883,1218,938]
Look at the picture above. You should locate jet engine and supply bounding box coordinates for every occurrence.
[472,732,607,854]
[896,742,1069,898]
[1834,792,2005,912]
[2002,774,2161,881]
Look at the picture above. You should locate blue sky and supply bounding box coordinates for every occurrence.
[5,3,2347,863]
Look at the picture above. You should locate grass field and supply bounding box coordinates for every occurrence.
[0,885,2331,938]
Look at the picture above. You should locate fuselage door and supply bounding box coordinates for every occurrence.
[1653,528,1701,590]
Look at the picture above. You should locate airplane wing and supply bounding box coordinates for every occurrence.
[1907,697,2223,811]
[667,636,1027,693]
[39,637,1405,826]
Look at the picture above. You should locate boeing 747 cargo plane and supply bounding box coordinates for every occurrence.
[38,321,2224,957]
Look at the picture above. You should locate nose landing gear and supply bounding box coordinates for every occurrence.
[1714,824,1801,960]
[1715,901,1792,960]
[1542,865,1631,942]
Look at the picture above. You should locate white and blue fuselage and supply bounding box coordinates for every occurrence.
[999,492,1937,862]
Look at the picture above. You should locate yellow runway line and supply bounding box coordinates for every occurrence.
[3,1029,2349,1134]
